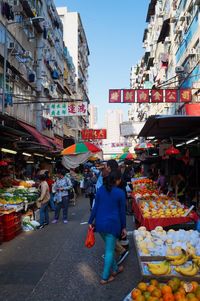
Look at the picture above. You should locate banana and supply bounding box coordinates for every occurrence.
[148,261,170,275]
[175,263,199,276]
[170,254,189,266]
[166,252,185,261]
[192,254,200,260]
[192,258,200,266]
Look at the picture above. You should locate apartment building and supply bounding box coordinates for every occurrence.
[129,0,200,122]
[0,0,82,152]
[57,7,90,140]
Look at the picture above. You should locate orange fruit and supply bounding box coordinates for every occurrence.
[195,288,200,300]
[148,297,160,301]
[135,295,145,301]
[152,289,162,298]
[186,293,197,300]
[168,280,179,292]
[131,289,142,300]
[191,282,199,293]
[162,285,172,295]
[177,287,186,296]
[163,293,175,301]
[150,279,159,287]
[174,292,184,301]
[147,285,156,293]
[138,282,147,292]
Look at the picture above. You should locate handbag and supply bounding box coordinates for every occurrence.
[85,226,95,248]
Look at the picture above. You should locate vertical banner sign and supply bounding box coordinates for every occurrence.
[109,89,121,103]
[180,89,192,102]
[151,90,164,103]
[137,89,149,103]
[165,89,178,103]
[123,89,135,103]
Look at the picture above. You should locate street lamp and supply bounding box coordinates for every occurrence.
[2,17,44,123]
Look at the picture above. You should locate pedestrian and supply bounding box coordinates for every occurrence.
[37,174,50,229]
[52,170,72,224]
[157,169,167,194]
[83,167,97,210]
[44,171,55,211]
[88,170,127,284]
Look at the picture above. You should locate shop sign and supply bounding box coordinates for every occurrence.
[109,89,121,103]
[185,104,200,116]
[50,102,88,117]
[81,129,107,140]
[108,89,191,103]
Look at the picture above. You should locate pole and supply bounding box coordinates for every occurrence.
[2,23,7,124]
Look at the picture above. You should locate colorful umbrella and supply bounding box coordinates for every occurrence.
[61,142,102,155]
[165,145,180,155]
[119,152,136,160]
[134,142,154,151]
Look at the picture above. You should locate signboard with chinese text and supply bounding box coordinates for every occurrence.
[108,89,192,103]
[109,89,121,103]
[81,129,107,140]
[50,102,88,117]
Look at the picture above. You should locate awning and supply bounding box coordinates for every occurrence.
[18,121,52,148]
[146,0,157,22]
[157,18,170,43]
[46,137,63,151]
[139,115,200,140]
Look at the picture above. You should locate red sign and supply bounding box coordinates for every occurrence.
[180,89,192,102]
[109,89,121,103]
[123,89,135,103]
[151,90,163,103]
[185,104,200,116]
[81,129,107,140]
[137,89,149,103]
[165,89,178,102]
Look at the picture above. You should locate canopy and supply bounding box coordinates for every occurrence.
[139,115,200,140]
[61,142,101,155]
[119,152,136,160]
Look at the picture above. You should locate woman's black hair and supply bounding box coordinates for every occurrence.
[39,174,46,181]
[107,159,118,171]
[104,170,122,192]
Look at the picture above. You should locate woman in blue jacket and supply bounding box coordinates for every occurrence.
[88,170,127,284]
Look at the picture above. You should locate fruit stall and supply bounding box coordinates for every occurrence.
[0,179,39,243]
[132,179,198,230]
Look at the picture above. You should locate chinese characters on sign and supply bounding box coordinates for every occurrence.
[109,89,121,103]
[108,89,192,103]
[50,102,88,117]
[81,129,107,140]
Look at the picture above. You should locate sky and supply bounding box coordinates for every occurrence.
[55,0,148,127]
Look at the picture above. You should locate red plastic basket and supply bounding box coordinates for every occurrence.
[2,213,15,222]
[3,231,16,242]
[2,219,15,229]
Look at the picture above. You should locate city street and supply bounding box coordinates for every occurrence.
[0,197,140,301]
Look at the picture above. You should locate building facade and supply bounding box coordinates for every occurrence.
[0,1,90,154]
[89,104,98,129]
[129,0,200,122]
[57,7,90,139]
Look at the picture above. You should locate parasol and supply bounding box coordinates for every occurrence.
[119,152,136,160]
[134,142,154,151]
[61,142,102,155]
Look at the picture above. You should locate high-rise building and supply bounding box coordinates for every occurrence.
[89,105,98,129]
[105,109,124,143]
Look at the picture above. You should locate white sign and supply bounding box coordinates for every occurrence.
[50,102,88,117]
[120,121,144,137]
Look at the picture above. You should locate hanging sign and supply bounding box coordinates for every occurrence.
[108,89,191,103]
[50,102,88,117]
[81,129,107,140]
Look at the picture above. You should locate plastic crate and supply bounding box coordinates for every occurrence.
[2,213,15,222]
[14,213,22,223]
[2,218,15,229]
[15,229,22,236]
[3,224,16,235]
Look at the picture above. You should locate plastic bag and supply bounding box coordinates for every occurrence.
[85,227,95,248]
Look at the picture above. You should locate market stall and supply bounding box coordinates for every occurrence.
[132,178,198,230]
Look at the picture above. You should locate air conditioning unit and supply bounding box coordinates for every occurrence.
[164,37,171,43]
[177,26,184,33]
[189,48,197,55]
[179,12,185,21]
[7,69,12,76]
[175,66,184,73]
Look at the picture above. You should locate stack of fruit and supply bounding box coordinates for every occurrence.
[130,278,200,301]
[134,227,200,257]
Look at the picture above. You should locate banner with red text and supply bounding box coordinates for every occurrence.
[81,129,107,140]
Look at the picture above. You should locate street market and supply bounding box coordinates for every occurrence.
[1,0,200,301]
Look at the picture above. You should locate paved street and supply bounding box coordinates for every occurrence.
[0,197,141,301]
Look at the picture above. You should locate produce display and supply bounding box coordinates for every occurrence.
[134,226,200,257]
[125,278,200,301]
